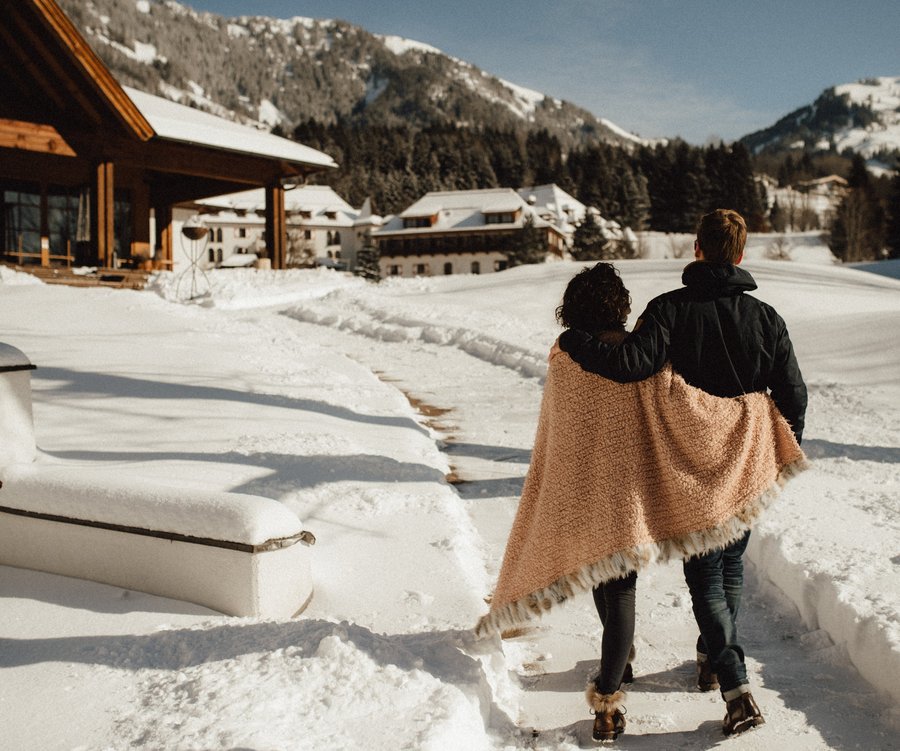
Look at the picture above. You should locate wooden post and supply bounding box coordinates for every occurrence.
[131,181,151,263]
[39,186,49,267]
[153,203,173,270]
[92,161,114,267]
[265,183,286,270]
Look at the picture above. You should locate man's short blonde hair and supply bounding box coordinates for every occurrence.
[697,209,747,264]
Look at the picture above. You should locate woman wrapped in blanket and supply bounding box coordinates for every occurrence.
[475,262,806,742]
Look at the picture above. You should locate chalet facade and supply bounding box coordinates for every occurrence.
[187,186,381,271]
[0,0,335,274]
[760,174,849,232]
[373,188,568,277]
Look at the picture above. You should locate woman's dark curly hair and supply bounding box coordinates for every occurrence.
[555,262,631,334]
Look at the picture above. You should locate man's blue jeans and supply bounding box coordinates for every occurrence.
[683,530,751,693]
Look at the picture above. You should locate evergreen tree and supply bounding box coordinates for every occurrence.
[769,199,786,233]
[525,130,565,186]
[354,231,381,282]
[615,169,651,232]
[885,171,900,259]
[506,216,547,267]
[570,211,609,260]
[829,157,885,263]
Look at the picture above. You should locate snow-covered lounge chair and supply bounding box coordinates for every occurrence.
[0,343,315,618]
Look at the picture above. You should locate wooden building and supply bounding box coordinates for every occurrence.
[374,188,568,277]
[0,0,335,272]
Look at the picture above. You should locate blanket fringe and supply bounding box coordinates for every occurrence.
[474,457,809,638]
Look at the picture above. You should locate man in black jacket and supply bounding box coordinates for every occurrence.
[557,209,807,736]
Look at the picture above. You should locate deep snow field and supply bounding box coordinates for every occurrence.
[0,248,898,750]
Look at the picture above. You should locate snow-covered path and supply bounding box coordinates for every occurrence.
[1,259,898,749]
[280,285,897,749]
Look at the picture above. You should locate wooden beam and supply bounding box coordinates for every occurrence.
[92,161,114,267]
[265,184,286,270]
[0,118,76,157]
[0,147,88,185]
[20,0,155,140]
[0,18,71,115]
[60,128,304,186]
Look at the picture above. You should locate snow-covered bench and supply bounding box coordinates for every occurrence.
[0,343,315,618]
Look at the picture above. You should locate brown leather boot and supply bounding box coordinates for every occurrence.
[585,685,626,742]
[697,652,719,692]
[723,691,765,736]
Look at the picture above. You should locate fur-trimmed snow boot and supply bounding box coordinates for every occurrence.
[723,690,765,736]
[696,652,719,692]
[585,685,626,742]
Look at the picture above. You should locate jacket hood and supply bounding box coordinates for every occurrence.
[682,261,757,297]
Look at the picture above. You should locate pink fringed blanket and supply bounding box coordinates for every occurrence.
[475,356,807,637]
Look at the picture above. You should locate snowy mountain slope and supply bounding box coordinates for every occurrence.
[741,76,900,163]
[55,0,647,149]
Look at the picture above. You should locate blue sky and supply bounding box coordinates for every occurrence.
[184,0,899,144]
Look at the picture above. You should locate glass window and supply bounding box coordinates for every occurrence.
[3,189,41,259]
[471,261,481,274]
[114,190,132,262]
[444,262,453,275]
[47,188,80,259]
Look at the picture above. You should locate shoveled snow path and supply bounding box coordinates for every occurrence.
[282,305,897,749]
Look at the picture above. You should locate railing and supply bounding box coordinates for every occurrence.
[4,236,173,270]
[4,236,74,267]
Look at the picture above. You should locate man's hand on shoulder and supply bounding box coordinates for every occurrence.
[558,328,591,353]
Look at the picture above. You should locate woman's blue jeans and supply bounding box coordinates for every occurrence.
[683,530,751,693]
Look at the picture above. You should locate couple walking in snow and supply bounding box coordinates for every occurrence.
[477,209,808,741]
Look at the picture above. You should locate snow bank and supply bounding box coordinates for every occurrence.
[77,618,511,750]
[0,265,44,285]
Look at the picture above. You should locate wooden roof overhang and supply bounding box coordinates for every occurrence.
[0,0,330,202]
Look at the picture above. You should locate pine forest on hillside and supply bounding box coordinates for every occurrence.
[57,0,900,261]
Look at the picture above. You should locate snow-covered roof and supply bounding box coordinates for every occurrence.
[196,185,361,226]
[518,184,587,223]
[378,189,559,236]
[399,189,528,218]
[124,86,337,169]
[798,174,848,188]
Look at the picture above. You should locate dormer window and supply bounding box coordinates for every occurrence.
[403,216,432,229]
[484,211,516,225]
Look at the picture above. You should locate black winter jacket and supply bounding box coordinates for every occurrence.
[559,262,808,442]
